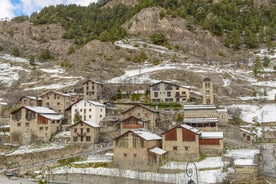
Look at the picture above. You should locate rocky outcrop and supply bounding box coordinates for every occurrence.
[123,7,235,62]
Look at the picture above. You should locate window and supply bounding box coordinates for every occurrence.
[57,102,60,105]
[243,133,246,137]
[89,115,91,118]
[173,146,178,150]
[25,122,29,127]
[39,127,44,130]
[205,83,210,88]
[133,154,137,158]
[165,84,172,90]
[176,86,179,90]
[167,91,171,97]
[133,136,141,148]
[17,123,21,126]
[185,146,189,151]
[154,92,158,97]
[152,85,160,91]
[124,153,127,158]
[206,90,210,95]
[87,128,90,133]
[176,92,179,97]
[89,109,91,112]
[92,92,94,95]
[73,136,78,142]
[74,128,77,133]
[100,115,102,118]
[86,136,91,142]
[84,109,86,114]
[84,102,86,107]
[45,127,48,130]
[80,109,82,112]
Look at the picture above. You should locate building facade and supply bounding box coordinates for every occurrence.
[69,120,100,144]
[162,124,224,161]
[162,124,201,161]
[202,77,214,105]
[40,91,81,113]
[83,80,103,101]
[120,115,149,133]
[20,96,42,106]
[113,129,167,169]
[183,105,228,124]
[67,99,106,125]
[10,106,63,143]
[121,104,160,132]
[150,81,190,103]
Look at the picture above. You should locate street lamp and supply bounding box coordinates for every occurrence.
[186,161,198,184]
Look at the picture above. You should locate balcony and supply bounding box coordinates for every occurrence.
[123,124,144,129]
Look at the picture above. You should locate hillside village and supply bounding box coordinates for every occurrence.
[0,0,276,183]
[0,72,275,183]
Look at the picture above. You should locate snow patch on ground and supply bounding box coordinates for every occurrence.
[0,54,29,63]
[227,104,276,123]
[6,143,67,156]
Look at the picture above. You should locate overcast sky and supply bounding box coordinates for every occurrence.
[0,0,98,20]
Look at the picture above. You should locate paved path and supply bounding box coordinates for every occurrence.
[261,144,276,177]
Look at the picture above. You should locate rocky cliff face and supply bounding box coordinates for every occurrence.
[0,21,73,58]
[103,0,140,8]
[123,7,241,62]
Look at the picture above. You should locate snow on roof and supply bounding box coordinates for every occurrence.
[0,102,8,105]
[234,159,257,166]
[180,124,201,134]
[132,129,161,141]
[149,147,167,155]
[183,117,218,123]
[183,105,216,110]
[200,132,223,139]
[83,121,100,128]
[240,128,252,135]
[41,114,64,120]
[86,100,105,107]
[25,106,58,114]
[25,96,42,100]
[216,109,227,112]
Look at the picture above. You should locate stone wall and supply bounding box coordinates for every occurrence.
[51,173,165,184]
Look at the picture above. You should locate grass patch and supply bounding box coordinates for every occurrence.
[71,162,109,168]
[57,156,81,166]
[146,102,182,109]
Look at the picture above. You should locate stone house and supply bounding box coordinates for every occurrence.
[69,120,100,144]
[20,96,42,106]
[149,81,191,103]
[120,115,149,133]
[199,132,224,156]
[183,105,228,124]
[121,104,160,132]
[66,99,106,125]
[113,129,167,169]
[240,128,254,143]
[10,106,63,143]
[40,91,81,113]
[162,124,201,161]
[83,80,103,101]
[183,117,218,131]
[162,124,224,161]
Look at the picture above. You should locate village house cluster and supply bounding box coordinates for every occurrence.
[3,77,231,167]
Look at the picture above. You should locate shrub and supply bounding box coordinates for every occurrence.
[68,46,75,55]
[11,47,20,57]
[262,56,271,67]
[39,48,54,61]
[150,31,167,45]
[0,45,3,51]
